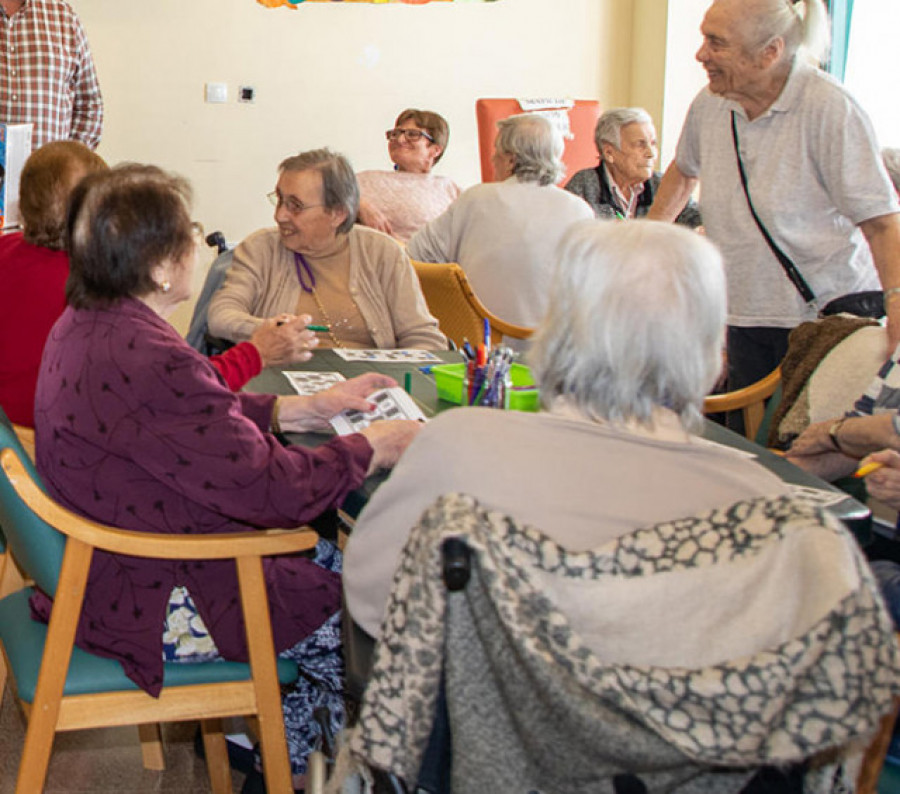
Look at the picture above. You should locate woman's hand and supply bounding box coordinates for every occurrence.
[276,373,398,432]
[249,314,319,366]
[357,198,394,237]
[360,420,422,474]
[859,450,900,510]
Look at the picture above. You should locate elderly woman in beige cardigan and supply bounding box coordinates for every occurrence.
[208,148,446,352]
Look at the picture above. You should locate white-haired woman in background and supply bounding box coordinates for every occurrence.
[347,220,788,639]
[565,107,701,227]
[408,113,593,341]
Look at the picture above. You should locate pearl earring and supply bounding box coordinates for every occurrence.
[161,280,171,293]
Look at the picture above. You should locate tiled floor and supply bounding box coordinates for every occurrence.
[0,687,246,793]
[4,677,899,793]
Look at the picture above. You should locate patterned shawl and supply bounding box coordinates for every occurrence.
[345,493,900,793]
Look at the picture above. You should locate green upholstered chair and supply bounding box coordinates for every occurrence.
[0,410,313,794]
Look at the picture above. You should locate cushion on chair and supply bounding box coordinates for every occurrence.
[0,588,299,703]
[0,420,66,596]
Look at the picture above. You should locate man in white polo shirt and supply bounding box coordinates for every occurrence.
[649,0,900,395]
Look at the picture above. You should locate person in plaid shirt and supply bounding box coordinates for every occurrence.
[0,0,103,150]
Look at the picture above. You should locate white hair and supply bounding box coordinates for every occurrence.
[529,220,727,431]
[594,107,654,152]
[741,0,830,64]
[495,114,565,186]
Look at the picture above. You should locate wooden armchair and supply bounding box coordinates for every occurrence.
[411,260,533,350]
[0,432,316,794]
[702,367,782,442]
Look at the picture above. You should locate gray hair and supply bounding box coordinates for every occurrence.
[529,220,727,431]
[883,148,900,196]
[594,107,654,152]
[495,114,565,186]
[278,148,359,234]
[739,0,830,64]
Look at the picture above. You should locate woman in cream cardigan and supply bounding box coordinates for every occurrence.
[208,148,446,351]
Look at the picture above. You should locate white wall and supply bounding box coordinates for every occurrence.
[69,0,645,332]
[630,0,707,168]
[73,0,617,244]
[72,0,622,331]
[844,0,900,149]
[658,0,707,165]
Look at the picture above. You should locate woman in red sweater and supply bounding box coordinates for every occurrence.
[0,143,318,430]
[0,141,106,426]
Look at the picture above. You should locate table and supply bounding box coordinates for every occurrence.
[245,349,872,540]
[245,349,459,519]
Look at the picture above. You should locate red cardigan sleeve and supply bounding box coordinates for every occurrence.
[209,342,263,391]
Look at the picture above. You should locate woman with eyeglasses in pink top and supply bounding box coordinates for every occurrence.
[356,108,461,243]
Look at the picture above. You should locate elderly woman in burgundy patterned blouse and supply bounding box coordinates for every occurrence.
[32,164,420,791]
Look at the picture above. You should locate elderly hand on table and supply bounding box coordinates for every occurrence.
[785,419,859,481]
[786,413,900,482]
[276,372,422,471]
[249,313,320,366]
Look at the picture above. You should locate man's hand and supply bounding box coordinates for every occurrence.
[249,314,319,367]
[784,419,858,479]
[785,420,838,457]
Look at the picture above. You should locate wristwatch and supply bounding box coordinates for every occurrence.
[828,418,847,453]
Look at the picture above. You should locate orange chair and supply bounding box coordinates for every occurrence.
[411,260,532,349]
[475,98,602,184]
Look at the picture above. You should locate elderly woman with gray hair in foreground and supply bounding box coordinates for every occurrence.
[565,107,701,226]
[407,113,593,340]
[347,220,791,639]
[343,221,900,792]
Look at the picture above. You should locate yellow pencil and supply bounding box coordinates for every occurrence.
[853,461,885,478]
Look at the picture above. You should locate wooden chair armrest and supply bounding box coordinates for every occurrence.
[1,449,319,560]
[703,367,782,414]
[456,271,533,340]
[11,424,35,462]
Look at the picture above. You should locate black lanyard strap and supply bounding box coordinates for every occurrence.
[731,110,817,305]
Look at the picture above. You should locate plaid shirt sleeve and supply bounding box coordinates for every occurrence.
[0,0,103,150]
[66,9,103,149]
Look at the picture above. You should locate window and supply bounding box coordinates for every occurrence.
[841,0,899,148]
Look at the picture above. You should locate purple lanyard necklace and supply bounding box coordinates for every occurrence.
[293,252,316,292]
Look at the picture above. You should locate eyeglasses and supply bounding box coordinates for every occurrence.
[385,128,435,143]
[267,191,325,215]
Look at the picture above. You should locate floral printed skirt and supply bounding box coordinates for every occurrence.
[162,540,344,775]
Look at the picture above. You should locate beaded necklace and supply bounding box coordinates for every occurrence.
[293,251,344,348]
